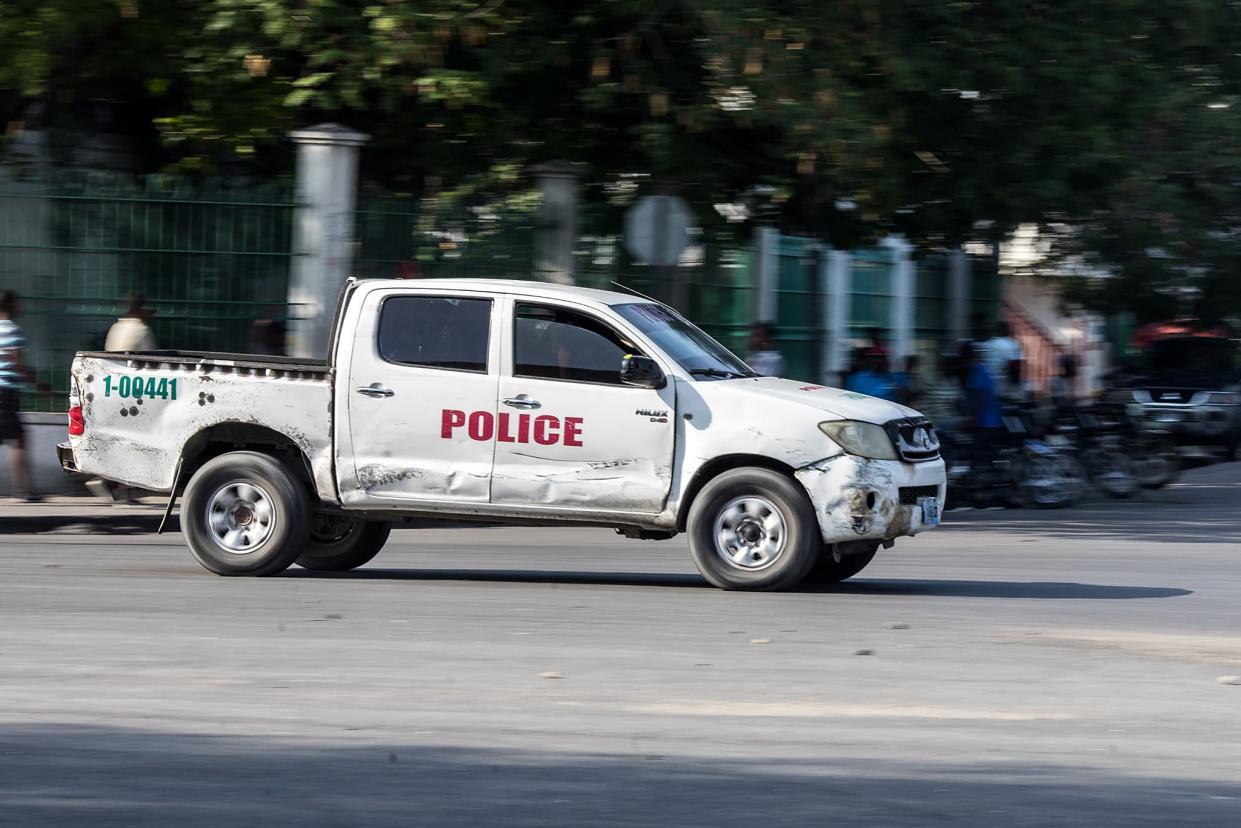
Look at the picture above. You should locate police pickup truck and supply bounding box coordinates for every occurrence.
[59,279,945,591]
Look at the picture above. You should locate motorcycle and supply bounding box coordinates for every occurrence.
[1050,402,1140,499]
[941,402,1086,509]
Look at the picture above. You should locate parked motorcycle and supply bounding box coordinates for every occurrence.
[941,403,1086,509]
[1124,404,1182,490]
[1051,402,1139,499]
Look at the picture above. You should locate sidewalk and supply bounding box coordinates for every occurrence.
[0,496,494,535]
[0,496,172,535]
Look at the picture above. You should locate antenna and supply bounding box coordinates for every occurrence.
[610,281,660,303]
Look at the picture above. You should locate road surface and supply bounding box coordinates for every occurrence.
[1,464,1239,826]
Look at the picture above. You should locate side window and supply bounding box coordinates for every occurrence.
[378,296,491,372]
[513,303,641,385]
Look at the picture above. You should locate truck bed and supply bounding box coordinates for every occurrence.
[76,350,330,376]
[68,350,335,498]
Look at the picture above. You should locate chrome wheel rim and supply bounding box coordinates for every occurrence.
[206,480,275,554]
[712,496,787,571]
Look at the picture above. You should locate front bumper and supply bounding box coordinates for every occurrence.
[795,455,947,545]
[1139,404,1239,444]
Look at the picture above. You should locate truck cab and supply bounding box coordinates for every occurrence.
[62,278,946,591]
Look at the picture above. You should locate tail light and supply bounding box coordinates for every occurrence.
[68,405,85,436]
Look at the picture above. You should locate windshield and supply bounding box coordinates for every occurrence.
[614,303,755,379]
[1141,337,1238,376]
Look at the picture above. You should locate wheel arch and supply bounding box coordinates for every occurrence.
[180,422,317,498]
[676,454,800,531]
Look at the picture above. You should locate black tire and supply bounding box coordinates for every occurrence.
[297,516,392,571]
[1015,452,1082,509]
[686,467,820,591]
[1084,449,1139,499]
[803,541,879,585]
[182,451,311,577]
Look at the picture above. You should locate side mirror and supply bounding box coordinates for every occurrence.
[620,354,665,389]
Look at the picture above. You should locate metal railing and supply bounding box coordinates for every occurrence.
[0,170,299,411]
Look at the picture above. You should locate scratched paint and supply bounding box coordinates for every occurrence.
[69,354,335,500]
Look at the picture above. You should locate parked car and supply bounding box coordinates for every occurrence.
[60,278,946,591]
[1107,332,1241,462]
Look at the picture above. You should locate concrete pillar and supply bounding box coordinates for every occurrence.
[532,161,587,285]
[948,247,971,343]
[883,234,914,361]
[827,248,852,386]
[754,225,779,323]
[288,123,368,359]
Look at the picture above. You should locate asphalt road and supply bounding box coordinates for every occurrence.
[2,464,1240,827]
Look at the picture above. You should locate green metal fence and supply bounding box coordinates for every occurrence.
[970,251,1002,336]
[914,254,950,346]
[354,192,537,281]
[773,235,825,382]
[848,246,896,344]
[0,170,299,412]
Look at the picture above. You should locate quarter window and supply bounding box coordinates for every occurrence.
[378,296,491,372]
[513,304,641,385]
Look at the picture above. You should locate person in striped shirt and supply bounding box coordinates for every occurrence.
[0,290,38,500]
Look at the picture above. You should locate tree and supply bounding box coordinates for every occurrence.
[2,1,1240,320]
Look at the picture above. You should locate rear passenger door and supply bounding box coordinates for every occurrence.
[340,289,500,506]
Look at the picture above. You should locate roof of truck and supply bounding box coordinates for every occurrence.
[353,278,652,307]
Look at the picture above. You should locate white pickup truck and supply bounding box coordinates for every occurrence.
[59,278,945,591]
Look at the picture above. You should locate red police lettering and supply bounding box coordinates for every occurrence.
[564,416,583,447]
[533,415,558,445]
[497,412,516,443]
[468,410,494,441]
[441,409,583,447]
[441,409,466,438]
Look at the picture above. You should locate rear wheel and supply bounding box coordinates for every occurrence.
[802,541,879,585]
[1015,452,1084,509]
[182,451,310,576]
[686,468,819,591]
[1084,449,1139,499]
[297,515,392,571]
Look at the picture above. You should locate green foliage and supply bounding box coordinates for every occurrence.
[2,1,1240,319]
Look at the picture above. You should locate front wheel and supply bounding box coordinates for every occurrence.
[802,541,879,585]
[182,451,311,576]
[686,468,820,591]
[297,516,392,571]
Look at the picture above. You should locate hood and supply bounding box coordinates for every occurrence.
[718,376,921,424]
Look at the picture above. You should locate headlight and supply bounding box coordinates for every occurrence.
[1207,391,1240,406]
[819,420,898,460]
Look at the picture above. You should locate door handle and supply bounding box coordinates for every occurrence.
[502,396,541,409]
[356,383,395,398]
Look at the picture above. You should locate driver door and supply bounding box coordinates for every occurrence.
[489,299,676,514]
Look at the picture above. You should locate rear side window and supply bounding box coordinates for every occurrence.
[378,296,491,372]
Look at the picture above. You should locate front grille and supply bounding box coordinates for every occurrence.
[899,485,940,505]
[1147,388,1193,404]
[884,417,941,462]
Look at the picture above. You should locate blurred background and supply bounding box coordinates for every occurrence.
[0,0,1238,414]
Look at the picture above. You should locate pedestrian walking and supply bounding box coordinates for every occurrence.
[982,319,1024,397]
[746,321,785,377]
[0,290,47,501]
[105,294,157,352]
[845,347,899,401]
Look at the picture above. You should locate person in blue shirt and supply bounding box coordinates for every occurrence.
[845,347,898,401]
[964,342,1004,429]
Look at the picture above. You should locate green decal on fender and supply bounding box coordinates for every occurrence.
[103,376,177,400]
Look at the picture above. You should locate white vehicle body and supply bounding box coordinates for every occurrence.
[62,278,946,589]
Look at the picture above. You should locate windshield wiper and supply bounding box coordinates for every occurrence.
[689,368,757,379]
